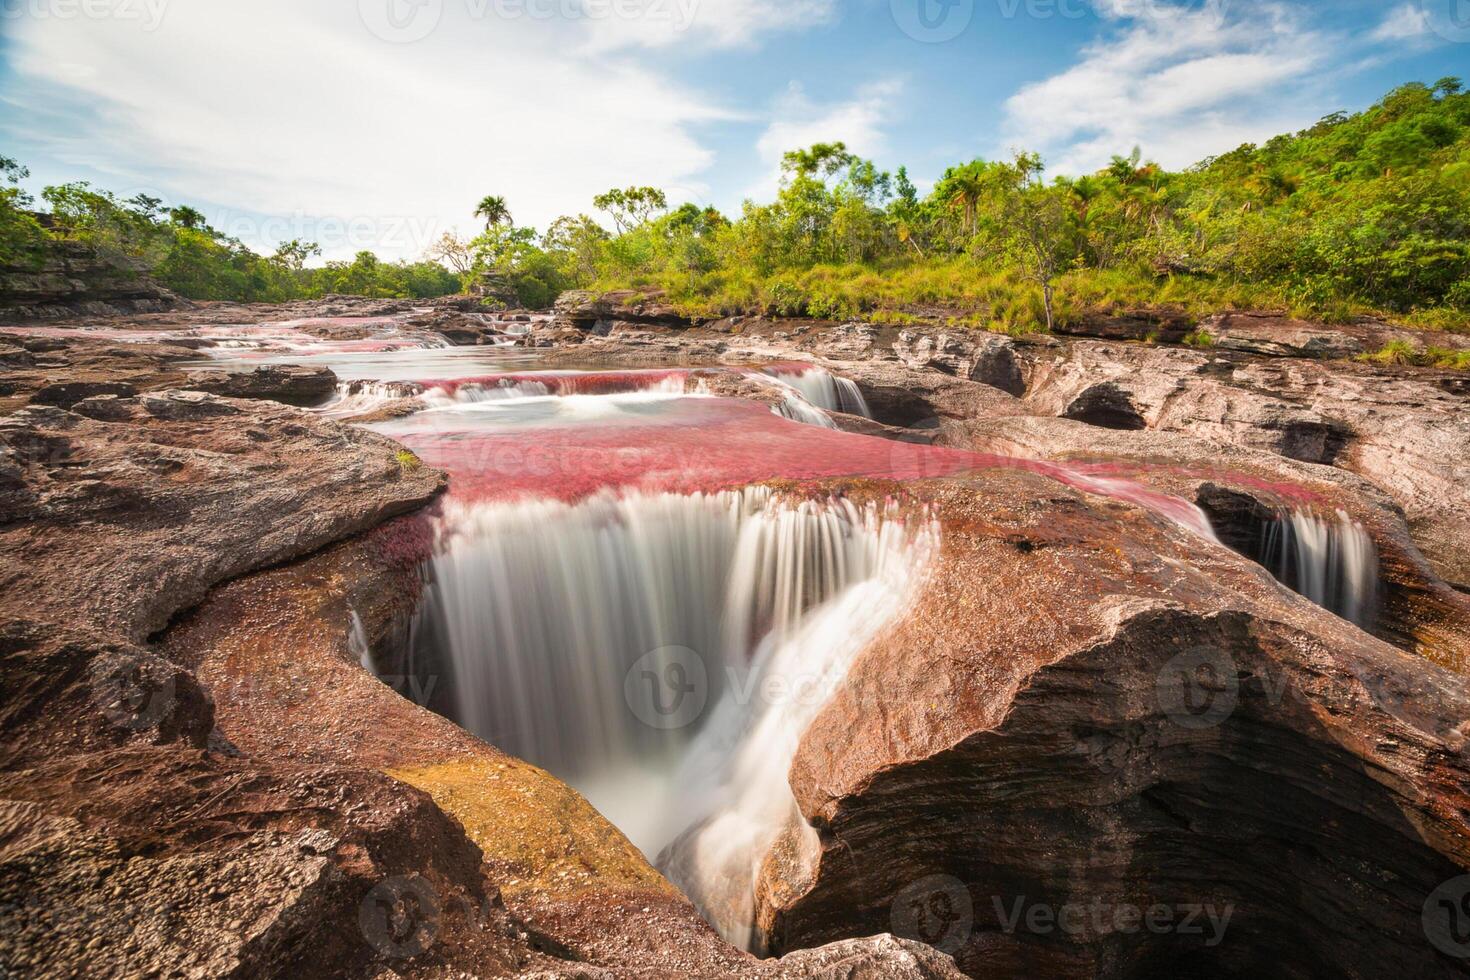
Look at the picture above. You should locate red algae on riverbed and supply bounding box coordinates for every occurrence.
[373,391,1215,536]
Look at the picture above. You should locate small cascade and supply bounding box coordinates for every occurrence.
[423,372,689,405]
[1261,509,1379,627]
[424,379,553,405]
[315,380,422,418]
[347,609,374,671]
[773,394,839,429]
[761,366,872,418]
[411,488,936,948]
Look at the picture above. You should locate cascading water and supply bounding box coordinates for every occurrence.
[772,394,839,429]
[425,379,553,404]
[762,366,872,418]
[1261,508,1379,627]
[410,487,937,948]
[316,380,422,417]
[347,609,373,670]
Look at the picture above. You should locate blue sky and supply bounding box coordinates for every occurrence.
[1,0,1465,260]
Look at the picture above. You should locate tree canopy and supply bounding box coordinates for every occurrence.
[3,79,1467,327]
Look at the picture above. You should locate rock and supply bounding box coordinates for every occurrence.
[141,390,241,419]
[72,395,140,422]
[554,289,692,330]
[185,365,338,406]
[1203,312,1366,358]
[0,394,445,640]
[773,934,969,978]
[31,381,137,407]
[0,620,213,764]
[0,241,186,321]
[935,413,1470,667]
[1053,307,1193,343]
[743,477,1470,979]
[891,331,1025,395]
[1059,381,1147,429]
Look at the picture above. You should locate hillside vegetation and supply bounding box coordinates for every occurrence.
[2,79,1467,330]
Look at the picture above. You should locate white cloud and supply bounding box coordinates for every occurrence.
[1370,3,1432,41]
[1001,1,1331,175]
[748,78,903,198]
[3,0,830,260]
[581,0,837,51]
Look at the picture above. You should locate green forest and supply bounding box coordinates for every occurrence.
[4,78,1468,334]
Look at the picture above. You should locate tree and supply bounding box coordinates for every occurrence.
[592,186,667,234]
[426,230,474,280]
[981,153,1076,333]
[780,142,855,182]
[272,238,321,271]
[0,155,44,266]
[543,214,609,282]
[168,205,206,229]
[128,193,163,219]
[475,195,512,231]
[1,155,30,185]
[935,161,990,236]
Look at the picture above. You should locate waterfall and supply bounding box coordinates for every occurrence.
[761,366,872,418]
[423,373,687,404]
[1261,509,1378,627]
[348,609,374,671]
[412,488,936,941]
[658,519,935,951]
[315,380,422,418]
[425,379,553,404]
[773,394,839,429]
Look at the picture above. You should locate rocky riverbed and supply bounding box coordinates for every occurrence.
[1,293,1468,978]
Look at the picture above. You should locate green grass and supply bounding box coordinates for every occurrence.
[1359,339,1470,370]
[595,258,1470,336]
[395,449,422,473]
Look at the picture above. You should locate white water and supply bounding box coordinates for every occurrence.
[414,489,936,947]
[348,609,374,671]
[773,394,839,429]
[422,374,688,407]
[1262,509,1378,627]
[763,366,872,418]
[315,380,422,418]
[424,379,553,404]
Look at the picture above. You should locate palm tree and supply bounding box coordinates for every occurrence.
[168,205,206,229]
[475,195,511,231]
[937,162,987,236]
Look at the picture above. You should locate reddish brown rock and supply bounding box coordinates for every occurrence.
[0,395,444,640]
[749,476,1470,979]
